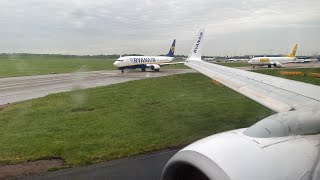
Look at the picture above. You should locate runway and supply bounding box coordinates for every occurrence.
[2,63,318,106]
[0,69,194,105]
[24,148,179,180]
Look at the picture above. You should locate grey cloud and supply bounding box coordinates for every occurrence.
[0,0,319,55]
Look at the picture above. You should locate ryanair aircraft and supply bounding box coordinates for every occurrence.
[113,39,183,73]
[248,44,298,68]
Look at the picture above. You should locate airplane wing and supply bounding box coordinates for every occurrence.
[185,29,320,113]
[159,61,184,66]
[185,60,320,113]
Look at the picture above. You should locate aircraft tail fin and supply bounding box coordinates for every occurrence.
[288,44,298,57]
[187,29,205,61]
[166,39,176,57]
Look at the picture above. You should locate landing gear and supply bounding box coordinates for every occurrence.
[155,69,160,72]
[268,65,271,68]
[141,68,146,72]
[121,69,124,73]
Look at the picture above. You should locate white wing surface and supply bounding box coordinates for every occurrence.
[186,30,320,113]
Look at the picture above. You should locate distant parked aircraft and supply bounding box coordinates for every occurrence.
[248,44,298,68]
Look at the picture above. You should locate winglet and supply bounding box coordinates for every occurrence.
[187,29,205,61]
[166,39,176,57]
[288,44,298,57]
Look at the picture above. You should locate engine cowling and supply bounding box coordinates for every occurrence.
[162,110,320,180]
[274,62,282,68]
[148,64,160,70]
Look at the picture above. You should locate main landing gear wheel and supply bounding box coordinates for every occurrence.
[121,69,124,73]
[155,69,160,72]
[268,65,272,68]
[141,68,146,72]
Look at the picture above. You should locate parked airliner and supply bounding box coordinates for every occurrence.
[113,39,183,73]
[248,44,298,68]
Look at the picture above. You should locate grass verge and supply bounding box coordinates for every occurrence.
[0,55,116,78]
[0,73,273,166]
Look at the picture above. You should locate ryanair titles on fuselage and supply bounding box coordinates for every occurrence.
[193,32,203,53]
[130,57,156,64]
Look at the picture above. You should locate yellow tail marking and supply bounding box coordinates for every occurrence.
[288,44,298,57]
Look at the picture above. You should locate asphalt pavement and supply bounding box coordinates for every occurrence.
[0,69,194,105]
[24,148,180,180]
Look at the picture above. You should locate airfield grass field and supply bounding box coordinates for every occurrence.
[0,54,116,77]
[1,56,320,167]
[0,54,254,77]
[0,73,273,166]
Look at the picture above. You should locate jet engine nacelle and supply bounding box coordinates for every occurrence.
[274,62,282,68]
[150,64,160,70]
[162,109,320,180]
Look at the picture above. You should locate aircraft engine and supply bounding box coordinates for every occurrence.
[150,64,160,70]
[274,62,282,67]
[161,110,320,180]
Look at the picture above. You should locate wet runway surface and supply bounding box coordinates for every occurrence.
[24,148,179,180]
[2,63,318,106]
[0,69,194,105]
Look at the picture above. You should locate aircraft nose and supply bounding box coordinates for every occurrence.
[113,61,119,67]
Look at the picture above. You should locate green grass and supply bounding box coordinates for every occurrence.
[0,55,116,78]
[0,73,273,166]
[1,59,319,167]
[254,68,320,85]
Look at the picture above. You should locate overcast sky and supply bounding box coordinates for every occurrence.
[0,0,319,56]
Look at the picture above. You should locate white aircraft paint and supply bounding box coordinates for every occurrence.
[248,44,298,68]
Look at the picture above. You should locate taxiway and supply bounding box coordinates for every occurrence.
[0,69,194,105]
